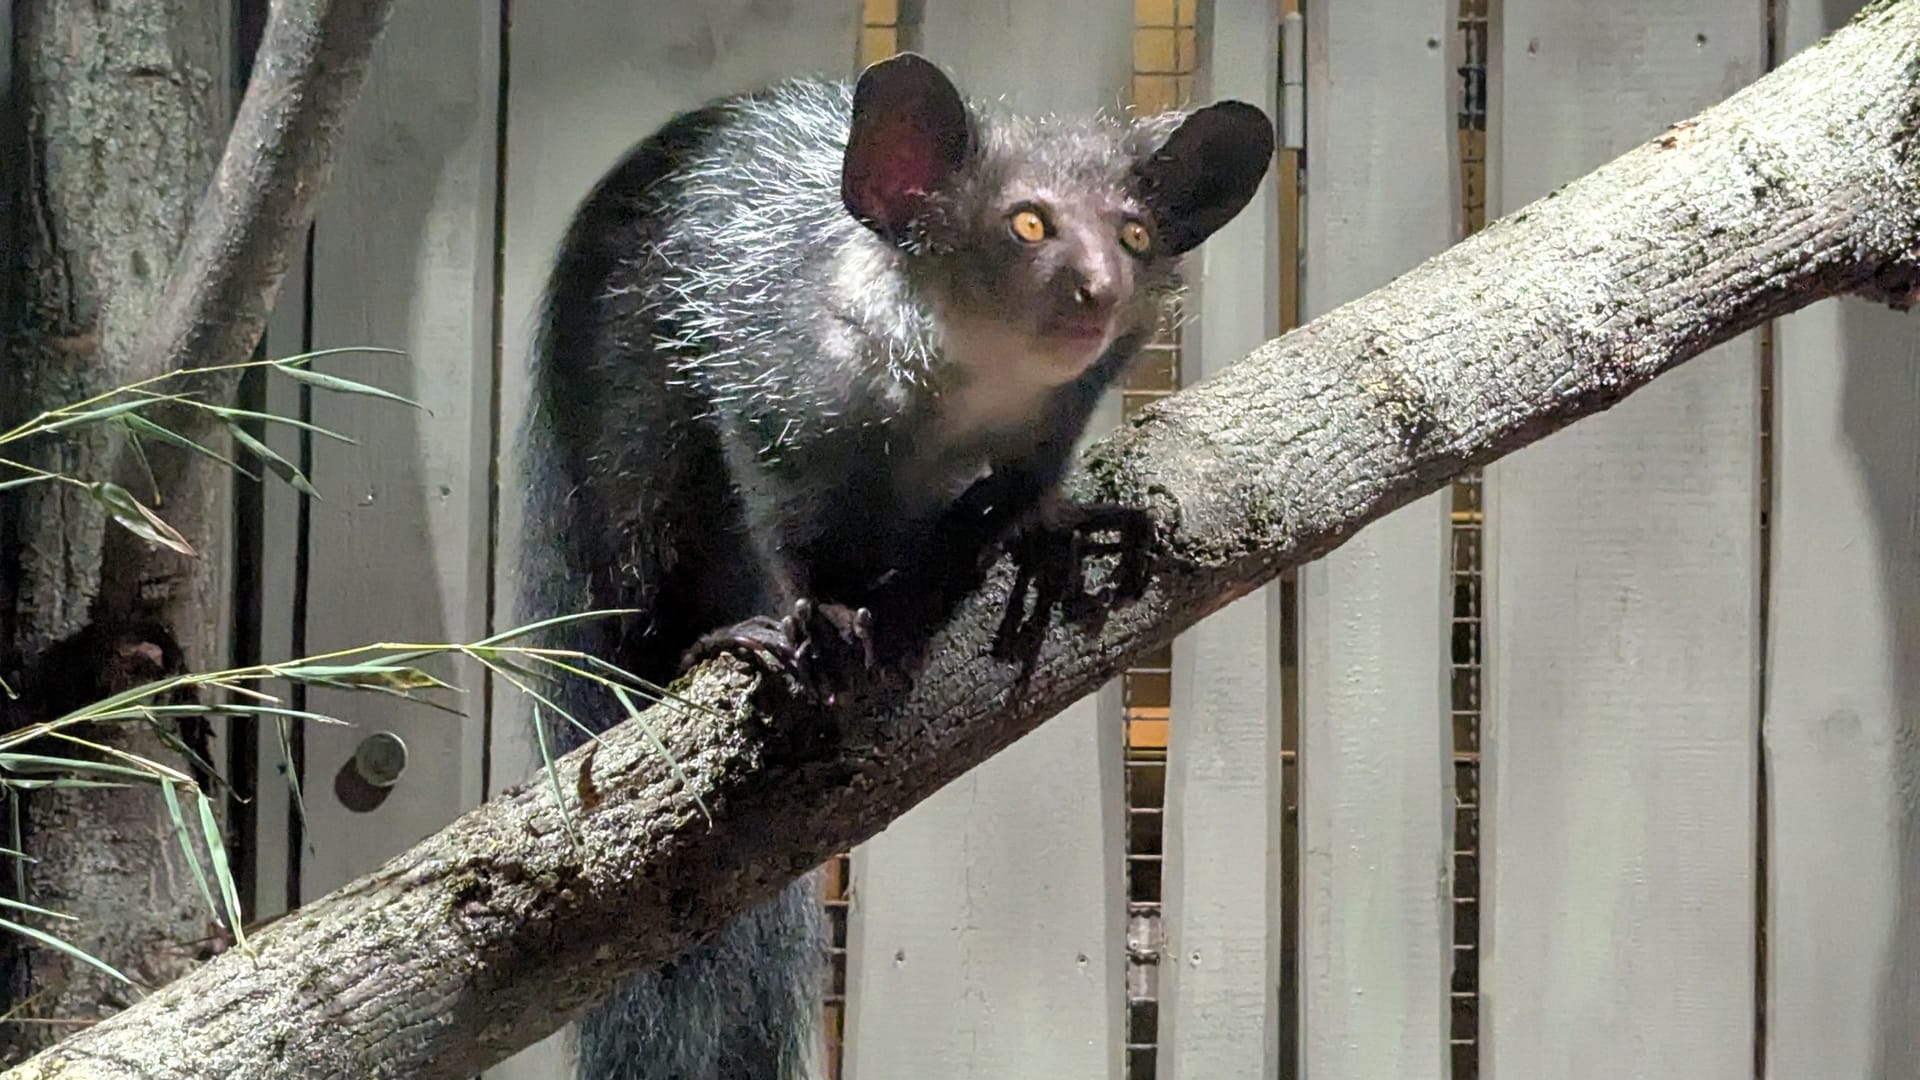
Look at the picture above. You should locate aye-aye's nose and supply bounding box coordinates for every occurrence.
[1069,258,1122,312]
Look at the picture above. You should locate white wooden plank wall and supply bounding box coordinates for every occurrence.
[1153,3,1282,1079]
[842,3,1133,1078]
[223,4,1920,1080]
[1482,2,1764,1077]
[1764,5,1920,1077]
[486,4,863,1077]
[1766,256,1920,1080]
[259,0,501,898]
[1296,0,1454,1076]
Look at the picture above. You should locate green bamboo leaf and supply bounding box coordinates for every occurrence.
[122,427,160,503]
[36,730,191,787]
[143,702,352,726]
[205,405,359,445]
[297,677,462,714]
[140,725,232,798]
[274,346,407,367]
[49,673,193,727]
[226,423,319,498]
[355,682,468,715]
[122,414,255,479]
[1,778,133,791]
[160,783,219,920]
[198,791,246,948]
[30,397,173,435]
[0,475,53,494]
[272,362,422,411]
[275,663,451,692]
[469,653,554,688]
[273,717,312,838]
[0,895,70,921]
[6,798,21,899]
[520,653,684,715]
[530,704,585,844]
[566,653,721,721]
[0,754,164,781]
[470,609,638,648]
[371,647,447,668]
[204,677,278,704]
[477,656,584,730]
[576,654,684,698]
[0,916,133,986]
[89,481,197,556]
[611,684,707,822]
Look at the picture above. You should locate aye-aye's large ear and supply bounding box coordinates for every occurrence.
[1134,101,1275,256]
[842,52,973,242]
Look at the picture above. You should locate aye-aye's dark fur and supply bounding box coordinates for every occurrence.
[517,52,1272,1080]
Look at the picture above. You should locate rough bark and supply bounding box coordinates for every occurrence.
[1,0,225,671]
[0,0,229,1061]
[9,1,1920,1077]
[0,0,394,1064]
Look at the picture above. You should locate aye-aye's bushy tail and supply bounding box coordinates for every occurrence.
[514,98,827,1080]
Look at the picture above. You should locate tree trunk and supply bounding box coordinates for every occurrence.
[0,0,394,1063]
[10,2,1919,1077]
[0,0,228,1060]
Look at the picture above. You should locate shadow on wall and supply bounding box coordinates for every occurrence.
[1836,297,1920,1080]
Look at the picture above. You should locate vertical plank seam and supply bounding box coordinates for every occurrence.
[480,0,514,804]
[286,218,316,910]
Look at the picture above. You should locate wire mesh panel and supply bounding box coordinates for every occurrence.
[1295,1,1454,1077]
[1121,7,1193,1077]
[819,850,854,1079]
[1130,0,1197,115]
[859,0,904,64]
[1123,707,1168,1080]
[1448,1,1489,1073]
[1482,0,1764,1074]
[1448,476,1484,1079]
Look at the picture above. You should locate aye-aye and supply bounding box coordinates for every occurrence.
[517,51,1272,1080]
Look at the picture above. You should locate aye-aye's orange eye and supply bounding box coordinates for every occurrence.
[1119,220,1152,256]
[1008,208,1049,243]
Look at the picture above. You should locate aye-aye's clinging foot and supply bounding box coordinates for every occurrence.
[992,500,1156,664]
[681,598,877,705]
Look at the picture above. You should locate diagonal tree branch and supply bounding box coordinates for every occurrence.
[121,0,397,397]
[86,0,398,639]
[10,2,1920,1077]
[52,0,399,681]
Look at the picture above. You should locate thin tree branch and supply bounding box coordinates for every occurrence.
[83,0,398,649]
[9,2,1920,1077]
[120,0,397,396]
